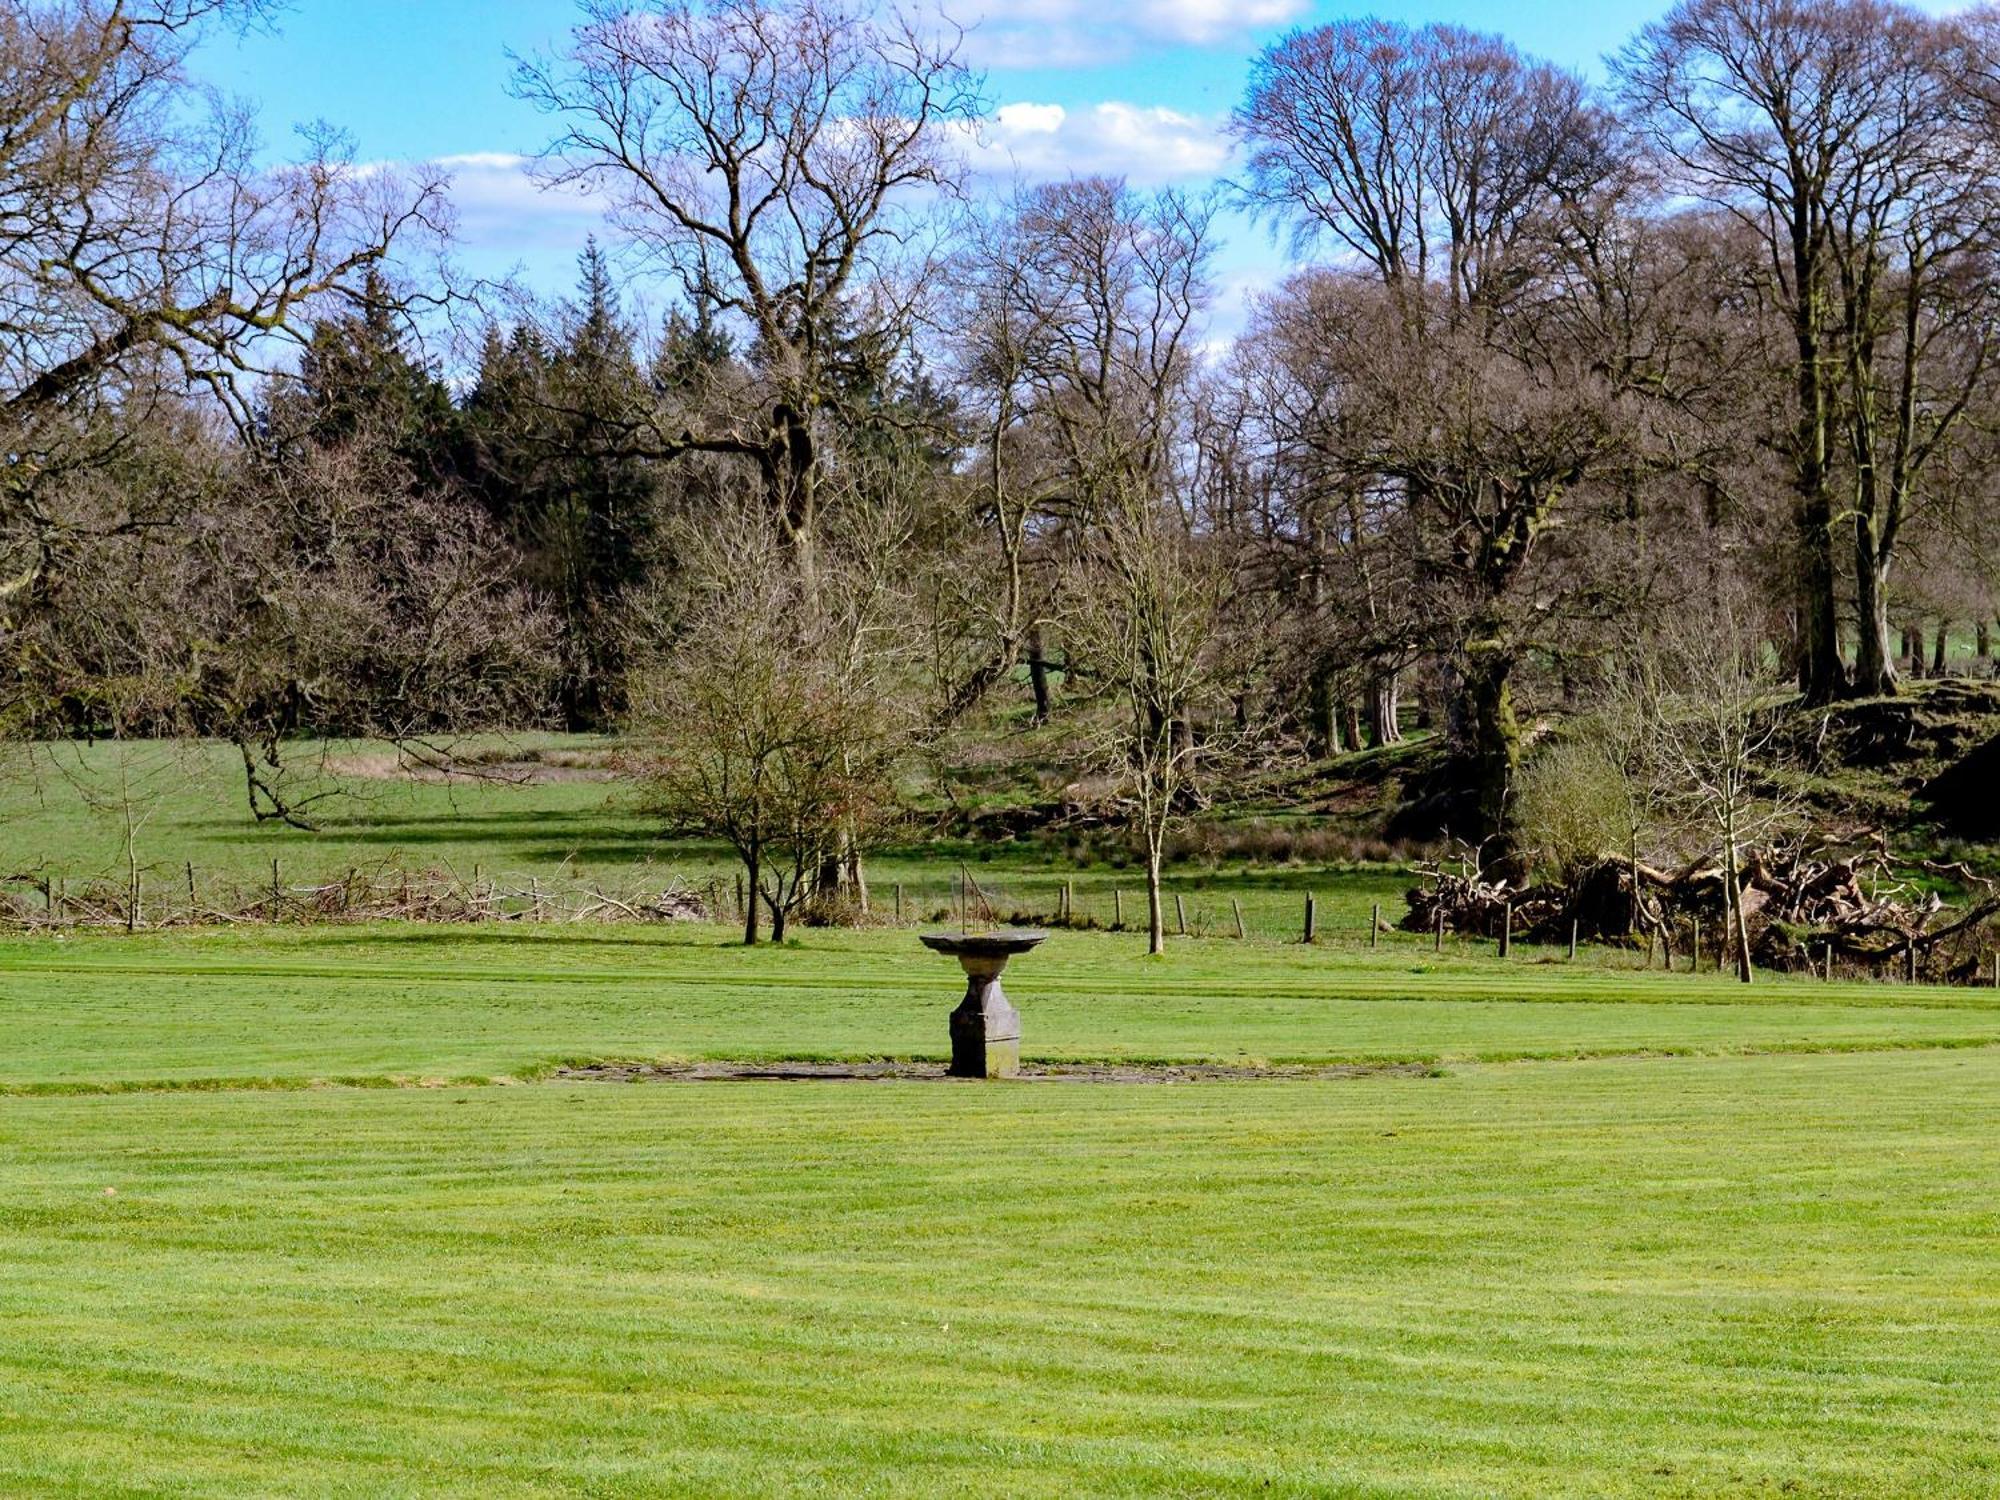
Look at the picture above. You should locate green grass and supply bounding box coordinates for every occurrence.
[3,1045,1999,1495]
[4,924,1996,1087]
[0,735,666,888]
[7,741,2000,1493]
[0,736,1440,942]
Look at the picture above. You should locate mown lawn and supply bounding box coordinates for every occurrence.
[3,924,1997,1086]
[1,1044,1997,1497]
[5,748,2000,1495]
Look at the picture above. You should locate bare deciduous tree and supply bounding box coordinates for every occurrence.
[515,0,978,572]
[1068,502,1242,955]
[630,505,913,943]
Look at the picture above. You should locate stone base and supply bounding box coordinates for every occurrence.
[948,974,1021,1079]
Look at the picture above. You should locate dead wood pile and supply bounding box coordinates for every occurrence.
[1403,839,2000,982]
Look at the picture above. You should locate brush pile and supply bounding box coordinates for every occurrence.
[1403,837,2000,982]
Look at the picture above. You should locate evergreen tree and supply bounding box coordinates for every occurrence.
[458,242,660,728]
[282,269,458,481]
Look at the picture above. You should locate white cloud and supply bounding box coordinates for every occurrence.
[965,101,1233,186]
[1135,0,1310,44]
[437,152,608,254]
[960,0,1308,66]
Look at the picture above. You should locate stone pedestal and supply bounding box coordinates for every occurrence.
[949,959,1022,1079]
[920,930,1048,1080]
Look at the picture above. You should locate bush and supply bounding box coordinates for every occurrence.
[1514,739,1633,882]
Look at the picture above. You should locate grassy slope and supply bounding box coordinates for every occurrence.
[2,1050,1997,1496]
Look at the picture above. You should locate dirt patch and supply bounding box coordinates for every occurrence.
[555,1059,1438,1085]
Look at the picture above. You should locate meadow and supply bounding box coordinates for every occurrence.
[0,736,1408,935]
[3,743,2000,1495]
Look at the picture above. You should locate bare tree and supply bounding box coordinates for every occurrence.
[1614,0,1998,703]
[1068,501,1242,955]
[514,0,978,574]
[1234,21,1629,857]
[0,0,448,745]
[1637,603,1802,982]
[630,504,913,943]
[0,1,447,435]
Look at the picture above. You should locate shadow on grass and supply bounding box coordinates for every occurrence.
[184,810,688,866]
[274,927,741,956]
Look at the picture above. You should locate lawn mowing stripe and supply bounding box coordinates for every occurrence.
[3,953,1988,1010]
[1,1051,1996,1495]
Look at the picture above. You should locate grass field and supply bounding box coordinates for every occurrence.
[0,736,1409,934]
[6,742,2000,1495]
[3,924,1998,1088]
[4,923,2000,1496]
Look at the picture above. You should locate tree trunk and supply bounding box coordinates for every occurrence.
[1793,271,1848,705]
[1457,641,1521,866]
[1933,621,1951,678]
[1901,625,1923,679]
[1367,672,1402,747]
[1339,700,1364,756]
[1308,664,1341,758]
[742,846,761,946]
[845,842,869,915]
[1724,833,1752,985]
[1977,621,1991,659]
[1145,842,1166,956]
[1027,628,1053,722]
[1852,533,1897,697]
[768,889,788,944]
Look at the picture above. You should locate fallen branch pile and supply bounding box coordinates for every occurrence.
[1403,838,2000,982]
[0,864,717,932]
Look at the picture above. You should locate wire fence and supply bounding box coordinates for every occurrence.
[0,860,1369,944]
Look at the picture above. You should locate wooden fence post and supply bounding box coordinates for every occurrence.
[1175,893,1188,936]
[1370,903,1380,949]
[271,859,282,917]
[1114,889,1123,929]
[1434,910,1444,953]
[1303,893,1317,944]
[1499,903,1512,959]
[186,862,198,917]
[1568,920,1578,961]
[1232,898,1246,940]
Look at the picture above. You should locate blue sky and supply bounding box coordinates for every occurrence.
[190,1,1747,332]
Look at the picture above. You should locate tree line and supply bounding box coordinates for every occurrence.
[5,0,2000,947]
